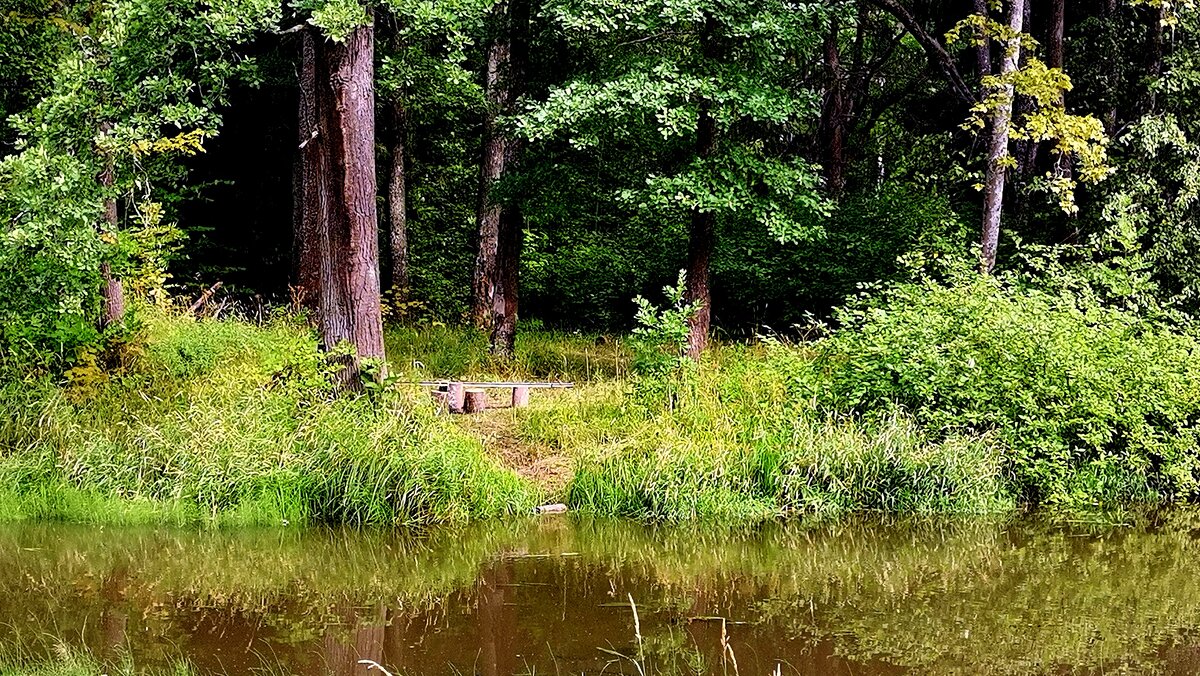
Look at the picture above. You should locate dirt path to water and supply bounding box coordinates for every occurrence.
[455,403,573,497]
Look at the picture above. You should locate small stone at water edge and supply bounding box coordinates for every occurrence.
[533,503,568,515]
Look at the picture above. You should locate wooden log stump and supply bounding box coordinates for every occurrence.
[448,382,466,414]
[511,386,530,408]
[463,388,488,414]
[430,389,450,410]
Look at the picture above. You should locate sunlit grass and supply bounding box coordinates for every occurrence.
[0,644,194,676]
[384,322,631,383]
[0,312,538,527]
[519,344,1013,520]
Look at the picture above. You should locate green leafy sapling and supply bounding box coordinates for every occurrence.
[631,270,700,408]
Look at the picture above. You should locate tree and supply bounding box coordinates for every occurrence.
[522,0,832,356]
[295,2,386,390]
[979,0,1024,273]
[952,2,1111,271]
[0,0,277,365]
[867,0,1110,272]
[471,0,530,357]
[375,0,490,305]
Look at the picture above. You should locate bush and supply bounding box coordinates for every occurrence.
[811,264,1200,506]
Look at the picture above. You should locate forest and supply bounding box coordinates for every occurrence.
[3,0,1200,525]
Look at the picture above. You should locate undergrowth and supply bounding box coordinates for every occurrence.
[521,257,1200,519]
[384,321,630,382]
[0,312,537,527]
[812,264,1200,506]
[523,346,1012,520]
[0,644,194,676]
[6,254,1200,526]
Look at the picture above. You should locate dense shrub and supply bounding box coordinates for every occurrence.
[811,266,1200,506]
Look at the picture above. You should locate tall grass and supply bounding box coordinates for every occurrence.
[522,345,1013,520]
[5,288,1180,526]
[0,313,537,526]
[0,644,194,676]
[384,323,631,382]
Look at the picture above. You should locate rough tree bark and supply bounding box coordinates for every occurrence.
[1103,0,1118,131]
[822,15,849,196]
[684,16,719,360]
[972,0,992,77]
[96,122,125,329]
[1014,0,1037,178]
[980,0,1025,273]
[490,195,522,357]
[295,31,323,311]
[1048,0,1065,76]
[298,18,386,391]
[388,101,409,300]
[470,26,513,331]
[473,0,529,357]
[1144,3,1166,115]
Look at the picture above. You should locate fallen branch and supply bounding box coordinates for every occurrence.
[188,281,223,314]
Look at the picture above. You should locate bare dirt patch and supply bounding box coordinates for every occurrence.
[454,396,572,496]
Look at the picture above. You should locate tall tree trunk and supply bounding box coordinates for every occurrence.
[1014,0,1037,179]
[491,196,522,358]
[99,261,125,328]
[388,101,409,301]
[491,0,529,358]
[97,131,125,329]
[1047,0,1077,244]
[295,31,323,311]
[684,17,719,359]
[1144,4,1166,115]
[1048,0,1065,75]
[822,16,848,196]
[471,29,512,331]
[300,18,386,391]
[980,0,1024,273]
[972,0,991,77]
[473,0,529,356]
[1103,0,1118,131]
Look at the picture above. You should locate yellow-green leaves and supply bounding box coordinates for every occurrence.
[951,12,1112,214]
[1129,0,1199,26]
[129,129,209,158]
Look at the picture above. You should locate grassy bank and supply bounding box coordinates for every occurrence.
[0,314,538,527]
[520,347,1012,520]
[6,261,1200,525]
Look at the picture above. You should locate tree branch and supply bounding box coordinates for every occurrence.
[861,0,976,105]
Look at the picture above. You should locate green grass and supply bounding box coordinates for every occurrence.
[384,322,631,382]
[0,312,538,527]
[3,294,1185,526]
[519,345,1013,520]
[0,645,194,676]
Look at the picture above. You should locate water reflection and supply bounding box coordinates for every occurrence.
[3,513,1200,674]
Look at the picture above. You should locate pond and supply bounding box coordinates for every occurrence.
[3,513,1200,675]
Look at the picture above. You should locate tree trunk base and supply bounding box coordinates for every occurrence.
[464,388,488,414]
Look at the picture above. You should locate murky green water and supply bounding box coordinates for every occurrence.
[4,514,1200,674]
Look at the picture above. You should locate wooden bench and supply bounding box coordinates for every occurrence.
[423,381,574,413]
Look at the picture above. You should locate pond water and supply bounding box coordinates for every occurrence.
[4,513,1200,675]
